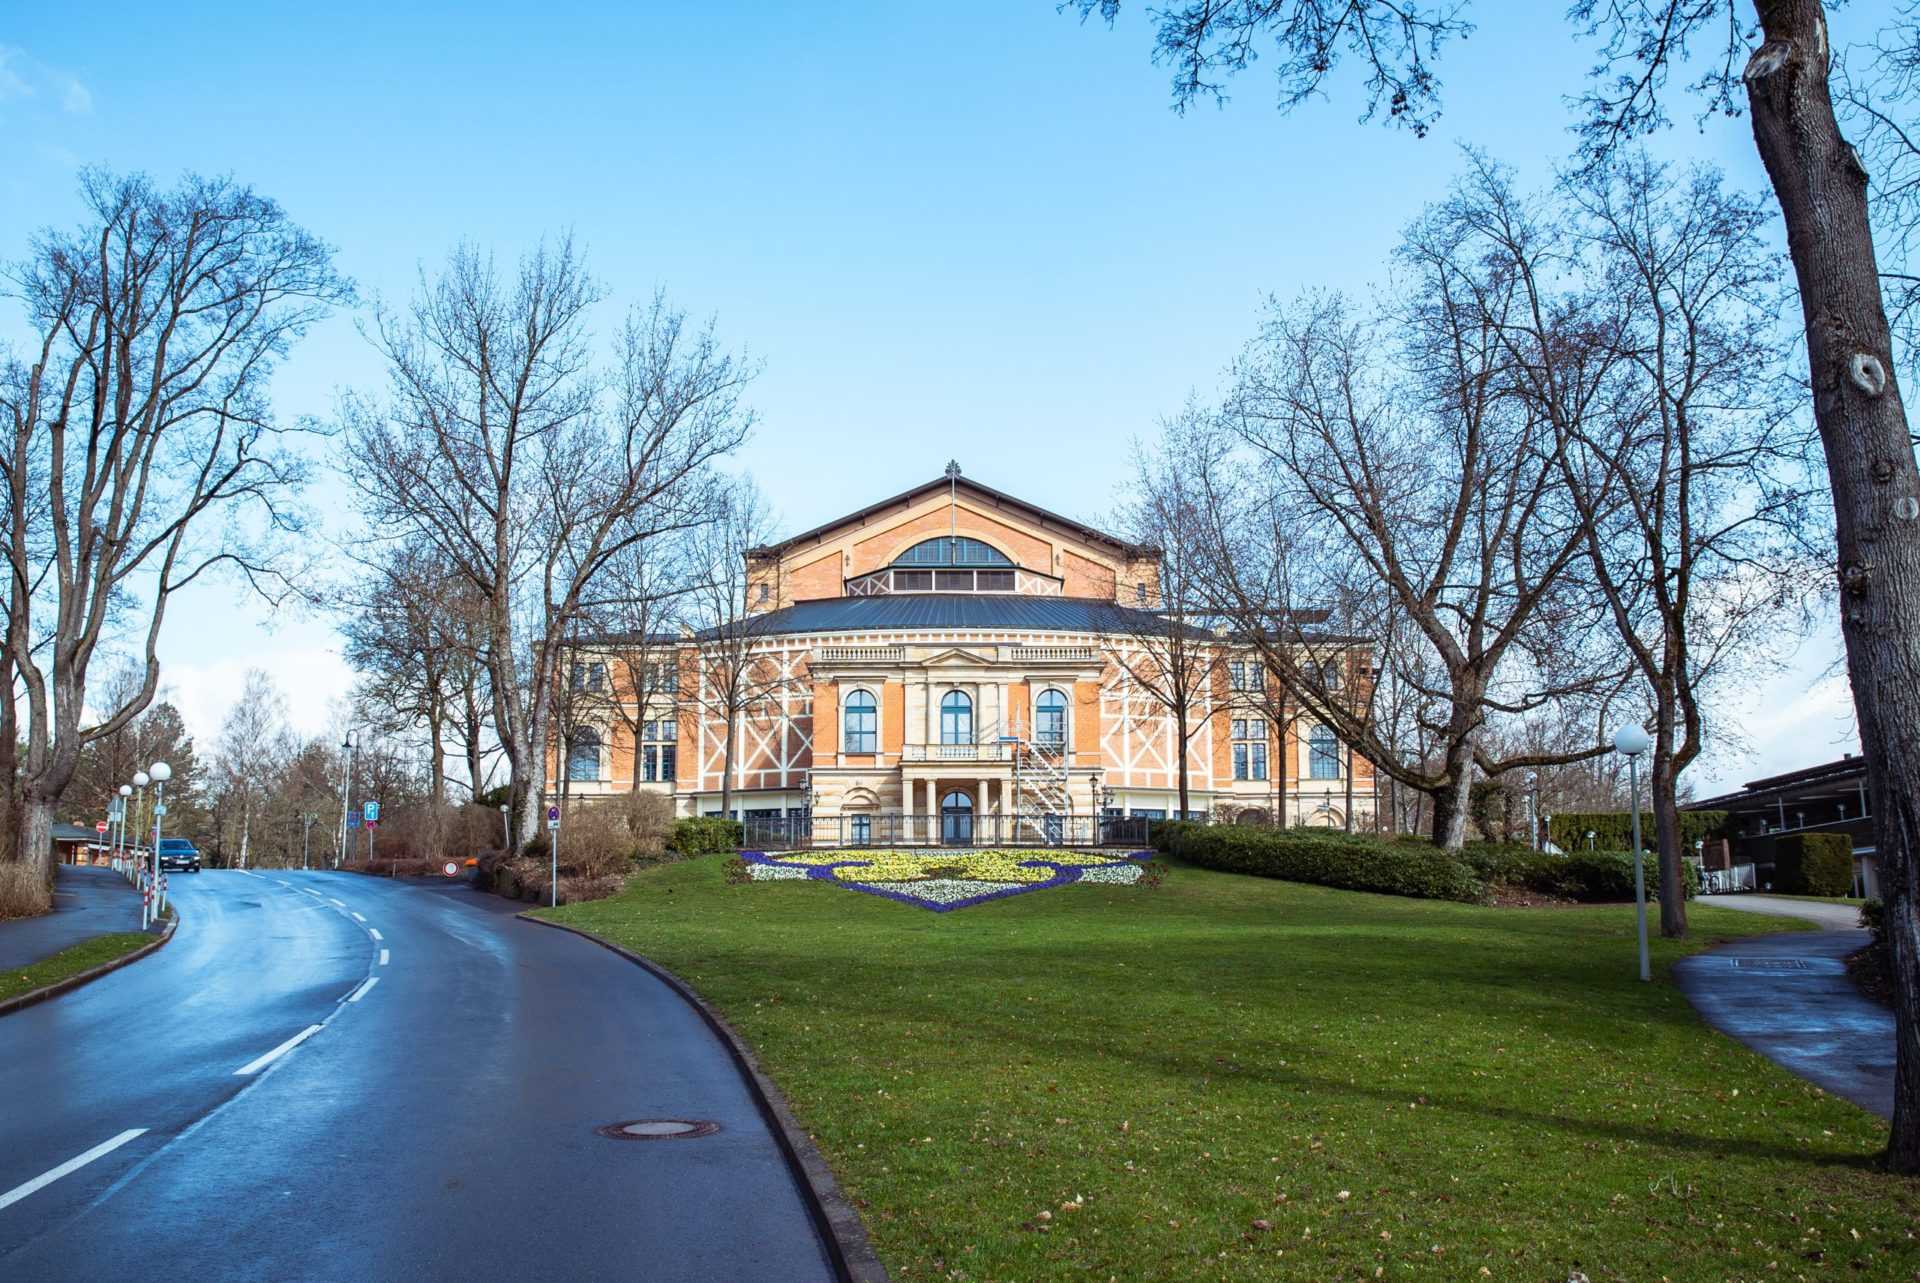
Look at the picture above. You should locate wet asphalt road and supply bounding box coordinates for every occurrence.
[0,870,837,1282]
[0,865,147,972]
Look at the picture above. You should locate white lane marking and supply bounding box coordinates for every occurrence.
[233,1025,324,1076]
[345,977,379,1003]
[379,949,390,966]
[350,912,366,923]
[301,889,322,899]
[368,928,382,941]
[0,1129,148,1213]
[327,898,346,908]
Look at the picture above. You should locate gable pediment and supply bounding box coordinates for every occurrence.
[919,646,997,668]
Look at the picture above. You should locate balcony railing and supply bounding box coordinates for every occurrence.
[814,645,907,664]
[902,743,1008,762]
[1010,645,1100,663]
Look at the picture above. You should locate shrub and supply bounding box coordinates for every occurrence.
[670,816,743,854]
[1169,826,1486,904]
[1773,833,1854,896]
[1860,897,1887,947]
[553,802,645,880]
[1149,819,1200,854]
[1461,845,1697,902]
[1546,810,1728,852]
[0,859,52,919]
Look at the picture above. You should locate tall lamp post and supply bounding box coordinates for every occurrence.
[147,762,172,924]
[1526,772,1538,851]
[117,783,133,875]
[337,730,358,868]
[499,802,510,851]
[132,771,150,911]
[1613,726,1653,982]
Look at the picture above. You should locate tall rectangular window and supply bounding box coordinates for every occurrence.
[844,690,877,754]
[850,814,871,845]
[1308,726,1341,780]
[1233,718,1268,781]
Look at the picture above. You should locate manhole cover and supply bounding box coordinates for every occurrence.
[1732,958,1809,970]
[596,1119,720,1140]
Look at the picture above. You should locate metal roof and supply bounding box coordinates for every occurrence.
[718,594,1185,637]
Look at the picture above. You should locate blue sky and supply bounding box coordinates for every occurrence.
[0,2,1871,790]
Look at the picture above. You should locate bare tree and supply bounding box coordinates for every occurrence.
[578,531,692,792]
[0,171,347,902]
[1547,156,1817,935]
[343,243,753,852]
[682,479,796,819]
[1076,0,1920,1170]
[340,538,494,806]
[1105,435,1224,819]
[214,669,292,870]
[1191,164,1629,848]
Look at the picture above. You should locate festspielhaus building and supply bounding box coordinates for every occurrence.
[551,469,1375,843]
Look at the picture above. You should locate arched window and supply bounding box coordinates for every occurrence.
[844,689,877,754]
[1035,688,1067,747]
[892,536,1013,567]
[941,789,975,844]
[1308,725,1341,780]
[940,690,973,745]
[567,728,602,782]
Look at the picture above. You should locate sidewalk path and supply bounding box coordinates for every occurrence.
[1674,896,1892,1119]
[1705,894,1864,931]
[0,865,146,972]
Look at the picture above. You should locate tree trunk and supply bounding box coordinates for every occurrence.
[239,794,252,871]
[8,795,55,916]
[1651,749,1689,938]
[1744,0,1920,1171]
[720,707,737,819]
[1175,705,1190,819]
[1429,738,1474,851]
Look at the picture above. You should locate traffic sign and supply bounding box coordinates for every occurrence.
[546,805,560,832]
[442,860,459,878]
[154,802,167,816]
[362,800,380,823]
[348,812,361,829]
[95,821,108,834]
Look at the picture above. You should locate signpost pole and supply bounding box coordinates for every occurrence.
[547,804,561,907]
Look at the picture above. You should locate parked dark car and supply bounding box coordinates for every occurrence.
[157,837,202,873]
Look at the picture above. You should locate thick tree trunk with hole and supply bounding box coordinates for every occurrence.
[1745,0,1920,1170]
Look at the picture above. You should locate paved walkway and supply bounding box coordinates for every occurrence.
[1706,893,1864,930]
[1675,896,1893,1119]
[0,865,146,972]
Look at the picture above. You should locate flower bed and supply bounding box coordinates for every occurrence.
[738,848,1157,911]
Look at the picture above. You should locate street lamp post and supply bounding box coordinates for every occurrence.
[1585,829,1597,852]
[498,803,510,851]
[149,761,172,923]
[337,731,357,869]
[1613,726,1652,982]
[132,771,150,919]
[1526,773,1538,851]
[301,813,316,871]
[117,784,133,876]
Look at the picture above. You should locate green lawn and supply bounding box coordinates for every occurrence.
[0,932,154,1004]
[545,859,1917,1282]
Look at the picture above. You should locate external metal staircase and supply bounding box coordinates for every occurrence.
[1007,712,1071,845]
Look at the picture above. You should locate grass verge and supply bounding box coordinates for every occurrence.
[0,931,155,1005]
[544,858,1917,1282]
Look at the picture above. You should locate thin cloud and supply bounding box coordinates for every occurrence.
[61,78,91,114]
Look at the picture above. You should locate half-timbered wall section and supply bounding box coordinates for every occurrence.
[548,470,1376,830]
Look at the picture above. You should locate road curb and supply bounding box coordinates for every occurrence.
[0,914,179,1018]
[518,912,891,1283]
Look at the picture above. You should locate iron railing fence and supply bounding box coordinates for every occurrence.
[741,812,1155,851]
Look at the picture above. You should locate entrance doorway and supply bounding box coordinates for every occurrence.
[940,790,974,845]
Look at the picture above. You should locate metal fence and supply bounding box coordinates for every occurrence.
[1702,863,1758,894]
[741,812,1153,850]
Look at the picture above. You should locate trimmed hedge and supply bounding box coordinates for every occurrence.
[668,816,744,855]
[1169,826,1486,904]
[1464,842,1697,901]
[1148,819,1202,855]
[1547,810,1727,852]
[1773,833,1854,896]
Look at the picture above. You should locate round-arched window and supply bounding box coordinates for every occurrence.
[940,690,973,745]
[844,689,877,754]
[1035,688,1067,747]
